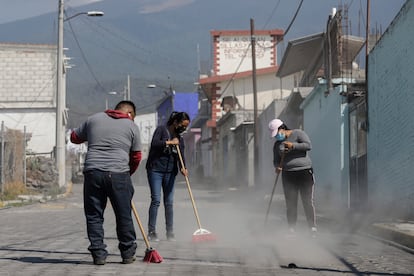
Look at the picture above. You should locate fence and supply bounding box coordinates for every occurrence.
[0,121,27,194]
[0,121,58,195]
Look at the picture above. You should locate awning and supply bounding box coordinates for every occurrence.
[276,33,325,78]
[276,33,365,85]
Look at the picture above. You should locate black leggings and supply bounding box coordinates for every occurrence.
[282,169,316,228]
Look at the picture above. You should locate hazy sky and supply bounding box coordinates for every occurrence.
[0,0,102,23]
[0,0,406,28]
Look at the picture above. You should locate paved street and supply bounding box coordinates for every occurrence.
[0,179,413,276]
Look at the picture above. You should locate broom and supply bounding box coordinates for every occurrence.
[131,201,163,263]
[175,144,216,242]
[264,151,285,225]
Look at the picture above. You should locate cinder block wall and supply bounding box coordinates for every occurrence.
[367,1,414,219]
[0,43,57,153]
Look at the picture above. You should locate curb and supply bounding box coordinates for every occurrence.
[0,181,73,209]
[366,222,414,250]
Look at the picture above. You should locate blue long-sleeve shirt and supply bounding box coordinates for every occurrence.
[145,125,185,174]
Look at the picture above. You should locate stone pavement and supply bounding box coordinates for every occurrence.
[0,179,413,276]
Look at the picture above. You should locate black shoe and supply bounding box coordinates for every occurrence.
[93,258,106,265]
[148,232,159,242]
[122,256,136,264]
[166,232,176,241]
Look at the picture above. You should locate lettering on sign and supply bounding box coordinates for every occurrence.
[219,35,273,60]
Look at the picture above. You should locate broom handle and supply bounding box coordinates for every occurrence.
[175,144,203,229]
[131,201,151,249]
[265,151,285,224]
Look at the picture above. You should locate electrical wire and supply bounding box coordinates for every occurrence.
[262,0,281,30]
[253,0,305,51]
[65,13,106,92]
[359,0,366,30]
[65,6,196,77]
[63,1,303,111]
[283,0,304,39]
[220,0,304,99]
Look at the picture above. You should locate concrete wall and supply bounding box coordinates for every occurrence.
[0,43,57,153]
[301,81,350,214]
[135,112,157,158]
[0,43,56,109]
[257,99,287,191]
[198,124,213,179]
[218,73,292,113]
[367,1,414,218]
[1,111,55,154]
[216,112,252,188]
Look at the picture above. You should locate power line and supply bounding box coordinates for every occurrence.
[65,15,106,91]
[66,6,196,76]
[262,0,281,29]
[283,0,304,39]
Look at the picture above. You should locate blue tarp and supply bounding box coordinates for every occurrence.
[157,92,199,126]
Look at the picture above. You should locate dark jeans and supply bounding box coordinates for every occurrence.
[282,168,316,229]
[83,170,137,260]
[147,170,176,234]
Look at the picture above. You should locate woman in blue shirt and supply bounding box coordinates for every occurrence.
[146,111,190,241]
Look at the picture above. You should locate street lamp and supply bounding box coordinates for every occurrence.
[146,84,175,96]
[147,84,176,126]
[64,11,104,22]
[105,91,119,109]
[56,0,103,188]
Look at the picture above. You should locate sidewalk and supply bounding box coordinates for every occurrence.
[366,221,414,251]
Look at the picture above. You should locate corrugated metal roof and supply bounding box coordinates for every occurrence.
[276,33,325,78]
[276,33,365,86]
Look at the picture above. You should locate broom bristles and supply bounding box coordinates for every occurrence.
[192,228,216,243]
[143,248,163,263]
[192,233,216,243]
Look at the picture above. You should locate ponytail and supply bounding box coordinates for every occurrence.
[167,111,190,126]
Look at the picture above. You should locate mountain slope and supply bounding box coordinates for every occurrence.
[0,0,405,126]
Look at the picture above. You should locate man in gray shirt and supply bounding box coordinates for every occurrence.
[71,100,142,265]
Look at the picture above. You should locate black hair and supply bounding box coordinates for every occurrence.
[279,123,290,130]
[167,111,190,126]
[115,100,136,114]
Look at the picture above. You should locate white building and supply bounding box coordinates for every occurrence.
[0,43,57,154]
[197,29,294,187]
[135,112,157,159]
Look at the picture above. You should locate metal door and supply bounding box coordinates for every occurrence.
[349,99,368,210]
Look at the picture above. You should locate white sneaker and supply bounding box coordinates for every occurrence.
[311,227,317,238]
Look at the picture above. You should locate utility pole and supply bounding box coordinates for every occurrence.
[56,0,65,188]
[365,0,370,130]
[127,74,131,100]
[55,1,103,188]
[250,18,259,185]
